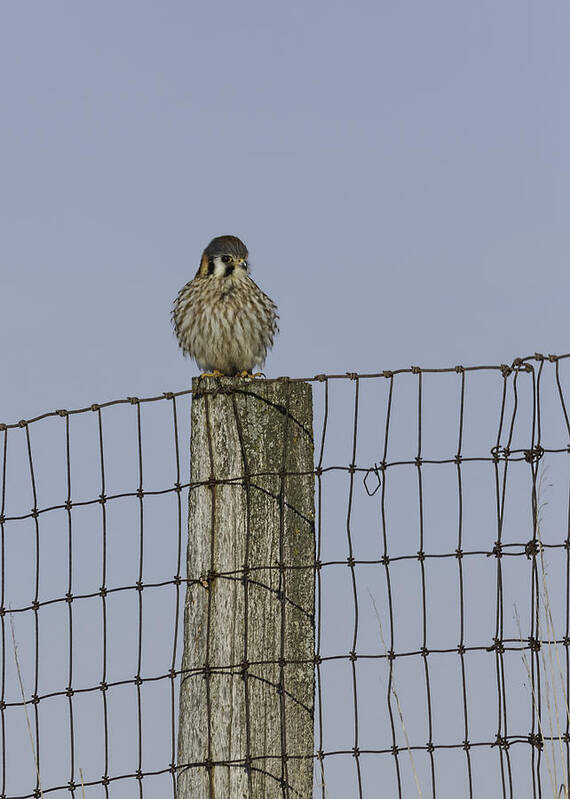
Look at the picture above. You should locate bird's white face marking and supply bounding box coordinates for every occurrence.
[208,255,249,278]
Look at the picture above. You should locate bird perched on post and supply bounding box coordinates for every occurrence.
[172,235,279,376]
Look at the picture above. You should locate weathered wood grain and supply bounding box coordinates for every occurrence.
[177,377,315,798]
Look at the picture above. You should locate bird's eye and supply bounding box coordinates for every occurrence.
[221,255,231,263]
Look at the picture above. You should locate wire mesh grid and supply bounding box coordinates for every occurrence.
[0,352,569,798]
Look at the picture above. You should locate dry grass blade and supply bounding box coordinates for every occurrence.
[534,473,570,799]
[369,591,424,799]
[514,604,558,798]
[514,470,570,799]
[8,609,43,796]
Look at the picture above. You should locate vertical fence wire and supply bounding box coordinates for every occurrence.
[1,427,7,797]
[229,389,255,794]
[315,377,329,799]
[97,404,111,799]
[168,394,183,799]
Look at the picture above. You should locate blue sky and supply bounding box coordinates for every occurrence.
[1,0,568,422]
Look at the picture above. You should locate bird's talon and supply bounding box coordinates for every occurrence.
[200,370,225,378]
[238,371,264,379]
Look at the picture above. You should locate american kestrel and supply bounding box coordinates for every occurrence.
[172,235,279,375]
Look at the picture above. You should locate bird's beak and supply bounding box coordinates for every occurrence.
[237,258,247,268]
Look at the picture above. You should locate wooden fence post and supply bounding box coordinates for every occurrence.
[177,376,315,798]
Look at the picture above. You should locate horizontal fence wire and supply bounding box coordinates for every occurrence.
[0,352,568,798]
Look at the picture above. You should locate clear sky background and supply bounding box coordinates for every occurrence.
[1,2,569,798]
[1,0,568,422]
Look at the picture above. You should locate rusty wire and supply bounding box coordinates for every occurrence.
[0,352,568,798]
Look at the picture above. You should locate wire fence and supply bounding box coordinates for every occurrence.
[1,352,569,798]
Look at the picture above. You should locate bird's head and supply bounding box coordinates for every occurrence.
[197,235,249,278]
